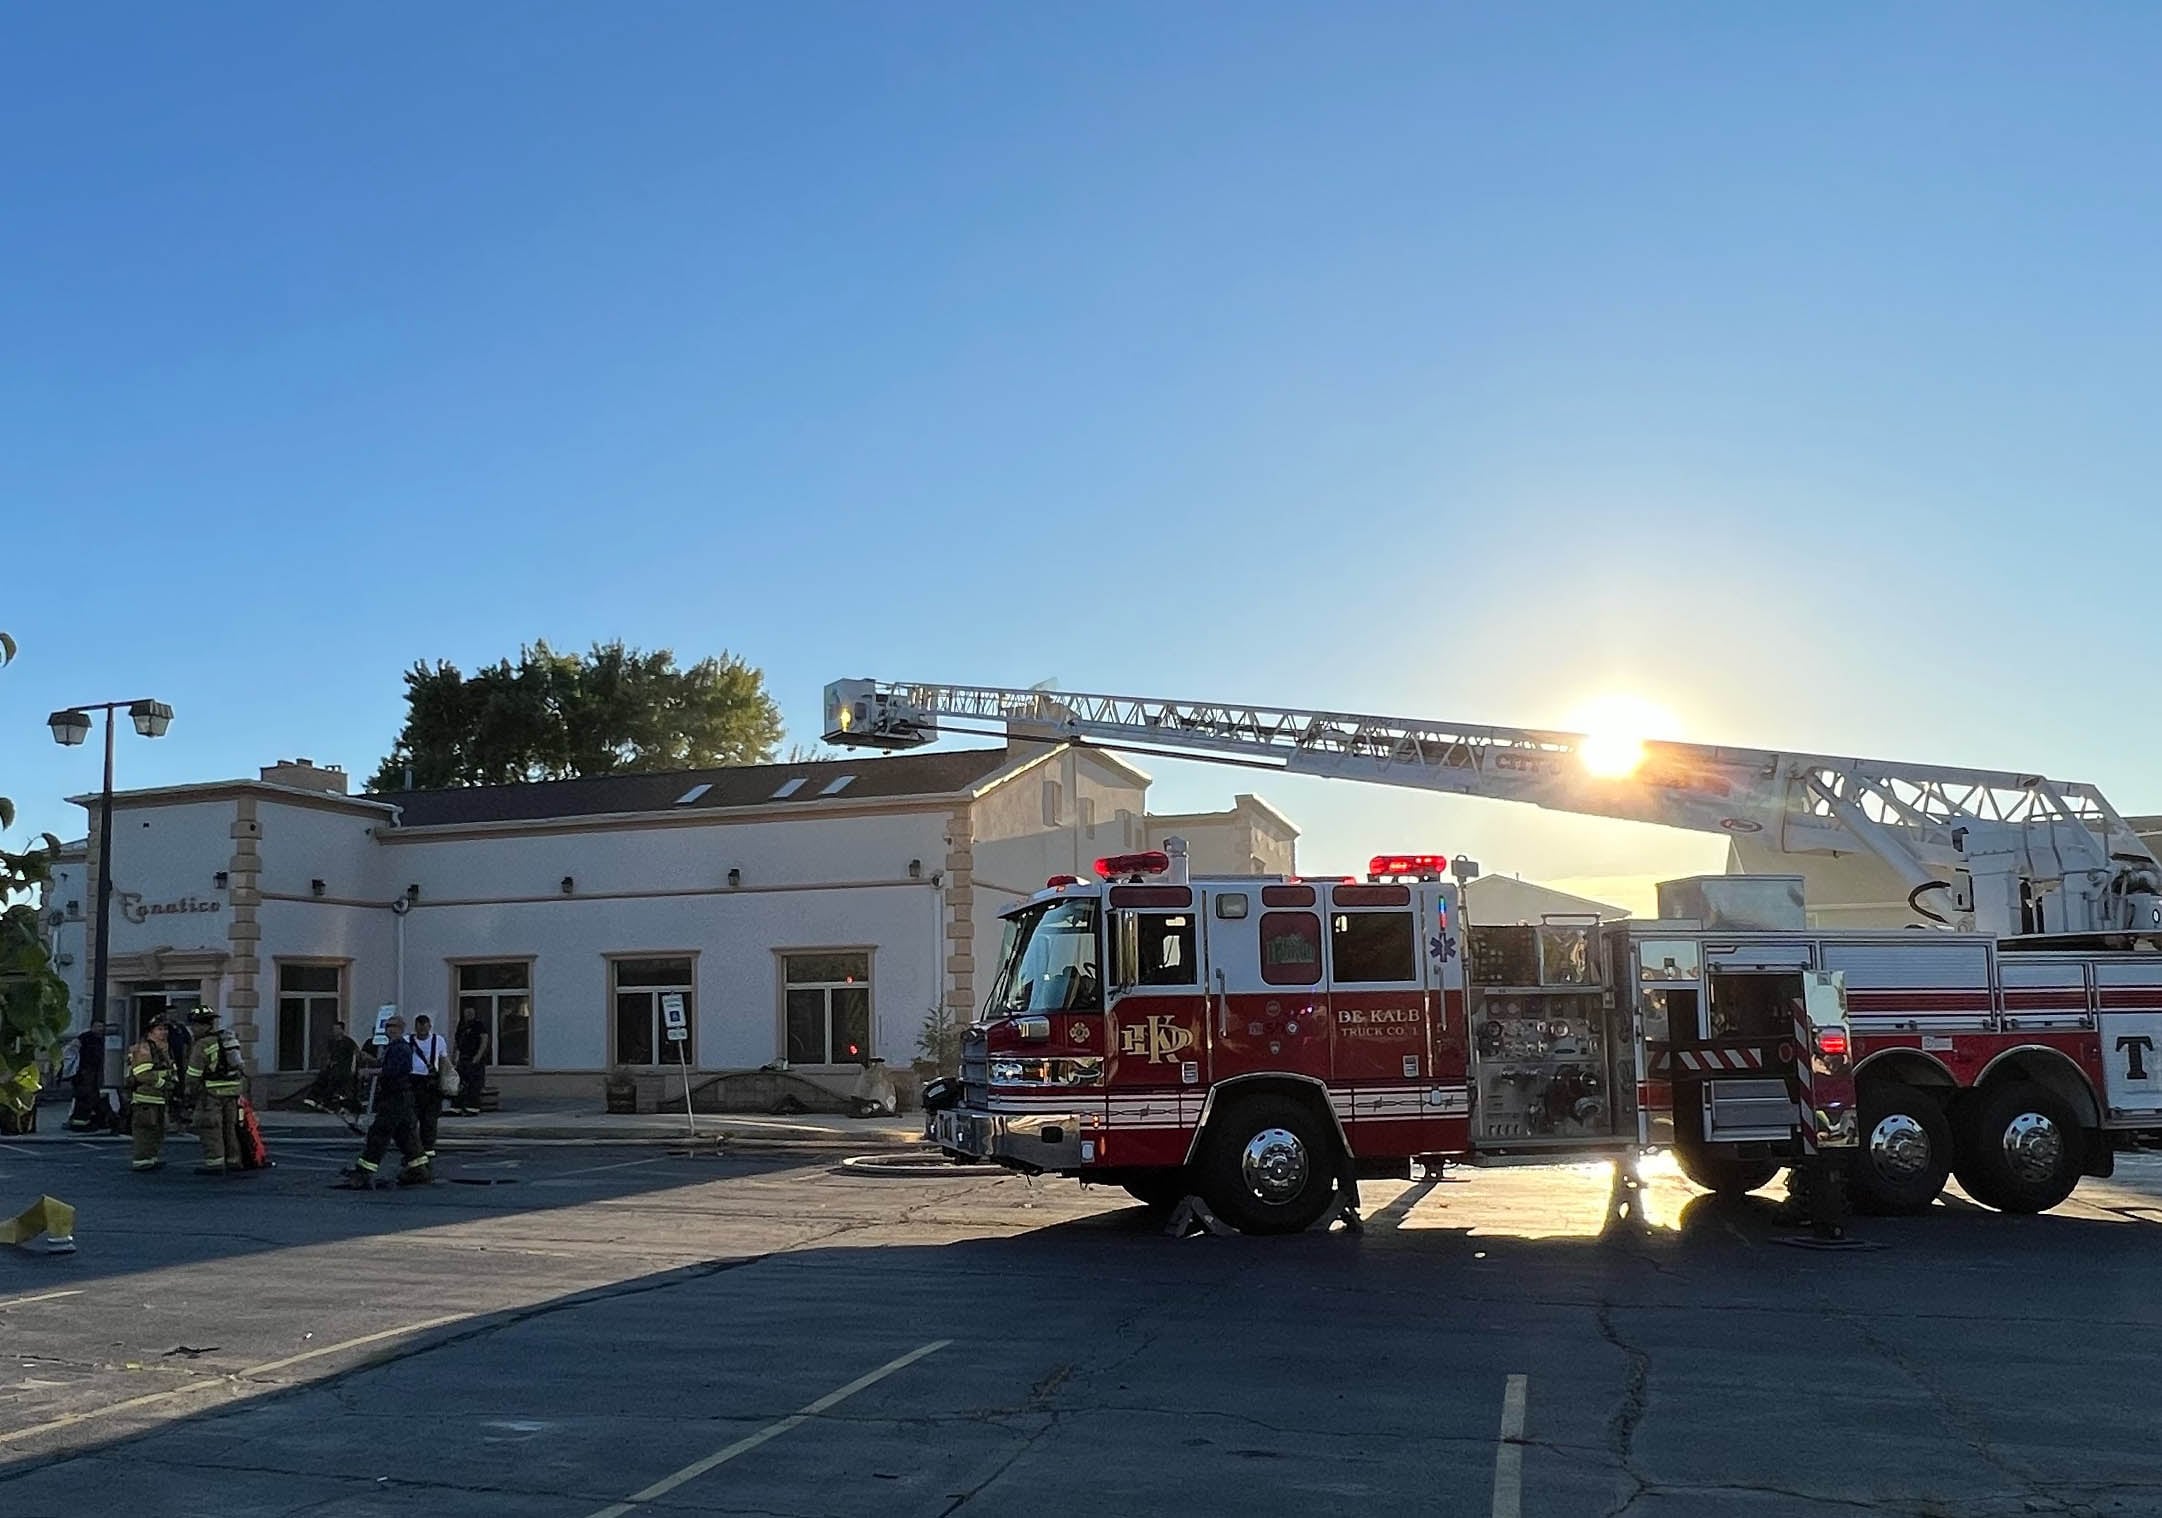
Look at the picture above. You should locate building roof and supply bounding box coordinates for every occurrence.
[1464,874,1630,923]
[371,746,1018,828]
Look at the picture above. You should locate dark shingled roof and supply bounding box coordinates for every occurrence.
[370,746,1018,828]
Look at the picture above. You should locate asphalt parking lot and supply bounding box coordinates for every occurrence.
[3,1135,2161,1517]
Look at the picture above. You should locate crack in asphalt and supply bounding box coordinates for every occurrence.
[1594,1299,1652,1518]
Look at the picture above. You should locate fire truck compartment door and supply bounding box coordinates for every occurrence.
[2096,964,2162,1122]
[1704,944,1814,972]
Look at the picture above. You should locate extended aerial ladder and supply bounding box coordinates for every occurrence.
[823,679,2162,939]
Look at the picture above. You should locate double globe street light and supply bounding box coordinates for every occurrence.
[47,699,175,1035]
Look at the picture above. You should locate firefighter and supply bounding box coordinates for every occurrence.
[185,1006,246,1175]
[338,1014,430,1188]
[124,1022,176,1171]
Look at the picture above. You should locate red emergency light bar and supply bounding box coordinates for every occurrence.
[1093,850,1170,880]
[1045,874,1082,889]
[1368,853,1450,880]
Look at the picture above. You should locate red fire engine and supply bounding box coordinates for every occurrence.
[825,679,2162,1234]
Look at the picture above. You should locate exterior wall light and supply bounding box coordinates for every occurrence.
[310,878,326,897]
[727,867,742,888]
[560,876,575,895]
[213,871,229,889]
[908,858,923,880]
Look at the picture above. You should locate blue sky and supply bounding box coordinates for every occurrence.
[5,6,2159,908]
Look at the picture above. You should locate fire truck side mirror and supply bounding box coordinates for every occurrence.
[1110,911,1139,991]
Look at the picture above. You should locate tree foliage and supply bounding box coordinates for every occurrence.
[369,640,785,791]
[0,631,71,1118]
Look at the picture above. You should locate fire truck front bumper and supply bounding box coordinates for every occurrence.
[928,1106,1088,1173]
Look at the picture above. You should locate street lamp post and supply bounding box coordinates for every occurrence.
[47,700,174,1035]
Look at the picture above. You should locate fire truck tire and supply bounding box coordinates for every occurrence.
[1120,1173,1189,1210]
[1952,1082,2085,1214]
[1670,1142,1780,1198]
[1197,1094,1341,1235]
[1849,1084,1953,1215]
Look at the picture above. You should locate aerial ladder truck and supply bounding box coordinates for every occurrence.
[825,678,2162,1233]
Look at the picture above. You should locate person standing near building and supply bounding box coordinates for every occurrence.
[452,1008,488,1117]
[302,1021,362,1114]
[124,1022,176,1172]
[65,1020,108,1132]
[185,1007,245,1174]
[410,1013,450,1163]
[340,1014,428,1188]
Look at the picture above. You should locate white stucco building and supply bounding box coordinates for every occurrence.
[42,745,1294,1109]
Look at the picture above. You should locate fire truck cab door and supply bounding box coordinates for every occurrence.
[1104,891,1209,1107]
[1213,886,1333,1088]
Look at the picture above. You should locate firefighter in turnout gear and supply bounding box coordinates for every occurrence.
[186,1007,246,1174]
[339,1014,430,1188]
[124,1022,176,1171]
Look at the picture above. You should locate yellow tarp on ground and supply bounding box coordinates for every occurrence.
[1,1195,76,1251]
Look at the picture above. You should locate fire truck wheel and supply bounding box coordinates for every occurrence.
[1198,1094,1340,1235]
[1670,1142,1780,1198]
[1849,1084,1953,1215]
[1120,1172,1190,1210]
[1952,1082,2085,1214]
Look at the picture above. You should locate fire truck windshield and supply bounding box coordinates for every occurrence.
[989,899,1102,1014]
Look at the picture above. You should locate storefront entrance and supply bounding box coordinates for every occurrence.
[126,981,203,1042]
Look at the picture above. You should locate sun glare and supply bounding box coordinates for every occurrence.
[1567,694,1680,780]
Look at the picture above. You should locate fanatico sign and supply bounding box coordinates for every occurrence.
[118,891,222,925]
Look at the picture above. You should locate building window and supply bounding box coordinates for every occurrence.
[783,951,872,1065]
[276,962,343,1072]
[455,961,533,1068]
[613,957,694,1066]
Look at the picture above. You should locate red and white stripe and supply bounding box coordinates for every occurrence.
[1673,1047,1765,1072]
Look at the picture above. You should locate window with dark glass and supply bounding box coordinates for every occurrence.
[455,961,533,1067]
[784,952,872,1064]
[613,957,693,1065]
[1260,912,1323,986]
[276,962,342,1072]
[1331,912,1416,983]
[1136,915,1197,986]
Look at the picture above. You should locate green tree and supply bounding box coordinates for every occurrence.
[370,640,784,790]
[0,631,71,1120]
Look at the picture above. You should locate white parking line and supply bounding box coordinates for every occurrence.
[0,1289,85,1311]
[1491,1373,1527,1518]
[0,1311,468,1446]
[584,1339,952,1518]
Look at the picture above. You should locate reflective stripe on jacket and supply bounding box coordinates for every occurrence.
[126,1048,175,1105]
[188,1033,245,1097]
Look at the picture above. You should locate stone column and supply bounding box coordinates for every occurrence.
[226,799,264,1086]
[944,806,976,1025]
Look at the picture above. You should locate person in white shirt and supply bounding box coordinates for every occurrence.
[409,1014,451,1164]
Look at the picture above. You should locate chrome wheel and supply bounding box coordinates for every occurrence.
[2001,1111,2063,1186]
[1240,1127,1309,1203]
[1867,1113,1933,1182]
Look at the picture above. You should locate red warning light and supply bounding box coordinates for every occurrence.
[1093,850,1170,880]
[1814,1028,1850,1059]
[1045,874,1082,889]
[1368,854,1451,879]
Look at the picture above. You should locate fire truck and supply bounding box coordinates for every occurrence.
[824,679,2162,1234]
